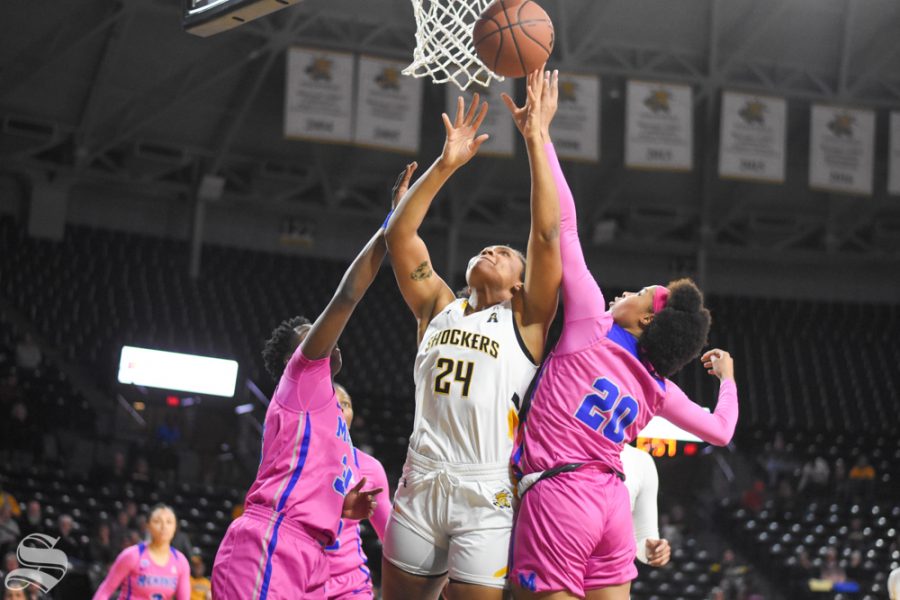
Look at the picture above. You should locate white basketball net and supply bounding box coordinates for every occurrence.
[403,0,505,91]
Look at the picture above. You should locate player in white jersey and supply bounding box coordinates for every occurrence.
[889,566,900,600]
[382,76,561,600]
[621,444,670,567]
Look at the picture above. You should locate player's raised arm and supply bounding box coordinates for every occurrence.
[385,95,489,342]
[300,164,416,360]
[501,69,561,361]
[657,349,739,447]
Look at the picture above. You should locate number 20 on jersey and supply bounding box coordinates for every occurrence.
[574,377,639,444]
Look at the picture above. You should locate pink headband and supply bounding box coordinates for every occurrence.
[652,286,670,313]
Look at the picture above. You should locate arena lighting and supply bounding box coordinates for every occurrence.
[118,346,238,398]
[182,0,304,37]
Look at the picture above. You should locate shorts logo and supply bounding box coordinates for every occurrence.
[492,490,512,509]
[517,571,537,592]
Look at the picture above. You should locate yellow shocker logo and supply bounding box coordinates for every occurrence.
[644,89,671,113]
[306,58,333,82]
[493,490,512,509]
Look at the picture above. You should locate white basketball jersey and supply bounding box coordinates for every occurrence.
[410,298,538,465]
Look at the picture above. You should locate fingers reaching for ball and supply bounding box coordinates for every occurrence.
[439,94,490,169]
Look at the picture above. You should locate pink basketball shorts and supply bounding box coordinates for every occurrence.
[509,466,638,597]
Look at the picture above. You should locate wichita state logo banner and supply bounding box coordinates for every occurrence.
[809,104,874,196]
[550,73,600,162]
[718,91,786,183]
[444,78,515,157]
[625,80,693,171]
[284,47,354,143]
[889,112,900,196]
[355,55,423,154]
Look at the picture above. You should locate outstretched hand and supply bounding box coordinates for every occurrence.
[702,348,734,382]
[501,67,557,141]
[439,94,490,170]
[341,477,384,521]
[391,162,418,209]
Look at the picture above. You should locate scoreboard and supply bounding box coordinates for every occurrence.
[635,414,707,458]
[183,0,304,37]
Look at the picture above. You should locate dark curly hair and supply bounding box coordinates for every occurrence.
[639,278,711,379]
[262,316,311,382]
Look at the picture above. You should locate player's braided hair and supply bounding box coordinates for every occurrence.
[262,316,311,382]
[639,278,711,379]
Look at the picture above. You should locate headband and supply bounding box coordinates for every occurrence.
[652,286,670,313]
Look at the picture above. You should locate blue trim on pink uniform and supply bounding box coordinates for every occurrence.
[259,411,313,600]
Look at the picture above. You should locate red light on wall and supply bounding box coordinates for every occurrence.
[684,443,698,456]
[166,395,180,407]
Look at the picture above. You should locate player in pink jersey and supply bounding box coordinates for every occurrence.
[381,75,560,600]
[92,504,191,600]
[211,164,417,600]
[504,72,739,600]
[324,383,391,600]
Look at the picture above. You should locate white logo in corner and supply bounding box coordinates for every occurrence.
[4,534,68,593]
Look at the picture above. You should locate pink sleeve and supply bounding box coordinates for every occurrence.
[282,345,334,412]
[176,553,192,600]
[656,379,738,446]
[366,460,391,541]
[91,546,136,599]
[546,143,611,355]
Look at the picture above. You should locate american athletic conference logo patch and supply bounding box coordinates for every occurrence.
[4,534,68,593]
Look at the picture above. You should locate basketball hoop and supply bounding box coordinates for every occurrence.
[403,0,505,90]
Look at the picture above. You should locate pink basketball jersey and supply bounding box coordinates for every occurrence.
[244,346,356,545]
[91,543,190,600]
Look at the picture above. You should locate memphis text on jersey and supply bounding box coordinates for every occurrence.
[423,327,500,358]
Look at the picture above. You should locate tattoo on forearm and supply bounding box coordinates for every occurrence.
[410,261,433,281]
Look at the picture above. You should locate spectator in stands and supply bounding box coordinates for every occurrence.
[819,546,846,583]
[131,455,151,483]
[0,478,21,518]
[847,517,865,547]
[659,512,683,547]
[4,401,38,468]
[14,334,41,372]
[3,588,26,600]
[90,449,128,484]
[832,458,849,500]
[19,500,42,537]
[795,547,814,577]
[846,549,864,581]
[762,431,792,486]
[848,455,875,498]
[710,548,747,600]
[189,555,212,600]
[124,500,139,529]
[740,480,766,514]
[134,514,148,541]
[110,509,132,550]
[2,551,18,581]
[708,588,724,600]
[774,479,796,510]
[55,514,84,562]
[88,522,116,567]
[798,456,830,497]
[171,525,192,559]
[0,504,21,556]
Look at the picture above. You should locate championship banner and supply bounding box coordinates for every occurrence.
[445,78,515,157]
[718,91,786,183]
[625,80,693,171]
[550,73,600,162]
[809,104,874,196]
[284,47,354,143]
[355,55,423,154]
[889,112,900,196]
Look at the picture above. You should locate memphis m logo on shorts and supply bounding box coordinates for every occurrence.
[4,534,68,593]
[517,571,537,592]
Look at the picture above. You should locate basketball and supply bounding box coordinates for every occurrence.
[473,0,554,78]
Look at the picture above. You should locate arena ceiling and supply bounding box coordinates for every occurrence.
[2,0,900,272]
